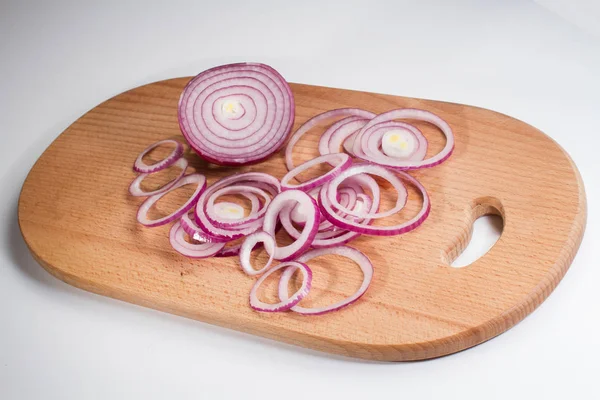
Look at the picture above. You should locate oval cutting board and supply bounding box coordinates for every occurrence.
[18,78,586,361]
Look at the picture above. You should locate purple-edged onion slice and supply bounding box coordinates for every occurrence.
[285,108,376,171]
[239,231,275,276]
[178,63,295,166]
[169,221,226,258]
[353,108,454,170]
[280,153,352,192]
[326,164,407,220]
[318,116,370,157]
[129,158,188,197]
[278,246,372,315]
[320,168,430,236]
[195,172,280,240]
[181,212,230,243]
[133,139,184,173]
[250,261,312,313]
[263,190,319,261]
[137,173,207,227]
[205,185,270,228]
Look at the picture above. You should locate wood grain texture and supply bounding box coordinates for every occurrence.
[18,78,586,361]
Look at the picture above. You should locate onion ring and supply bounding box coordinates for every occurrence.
[250,261,312,312]
[278,246,372,315]
[129,158,188,197]
[133,139,185,173]
[137,173,207,228]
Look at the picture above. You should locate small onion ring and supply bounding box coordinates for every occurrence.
[278,246,373,315]
[133,139,184,173]
[129,158,188,197]
[137,173,207,228]
[239,231,275,276]
[280,153,352,192]
[250,261,312,313]
[169,221,226,258]
[263,190,319,261]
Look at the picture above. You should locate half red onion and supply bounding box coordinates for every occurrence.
[278,246,373,315]
[178,63,295,166]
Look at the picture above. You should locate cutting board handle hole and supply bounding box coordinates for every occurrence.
[447,197,504,268]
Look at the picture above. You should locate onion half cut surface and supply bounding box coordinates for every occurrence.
[178,63,295,166]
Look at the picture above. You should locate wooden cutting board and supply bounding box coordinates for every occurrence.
[18,78,586,361]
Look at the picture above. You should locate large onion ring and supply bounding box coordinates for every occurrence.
[250,261,312,313]
[285,108,376,171]
[137,173,207,228]
[319,169,430,236]
[278,246,373,315]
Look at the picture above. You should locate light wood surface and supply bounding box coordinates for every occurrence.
[18,78,586,361]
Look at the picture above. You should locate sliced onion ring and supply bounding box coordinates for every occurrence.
[205,185,270,228]
[137,173,207,228]
[318,116,370,157]
[280,153,352,192]
[278,246,373,315]
[263,190,319,261]
[169,221,225,258]
[354,108,454,170]
[133,139,184,173]
[280,193,373,248]
[181,212,230,243]
[239,231,275,276]
[250,261,312,313]
[285,108,375,171]
[195,172,280,240]
[129,158,188,197]
[358,121,427,162]
[326,164,407,220]
[320,169,430,236]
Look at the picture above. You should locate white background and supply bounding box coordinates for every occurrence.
[1,1,599,399]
